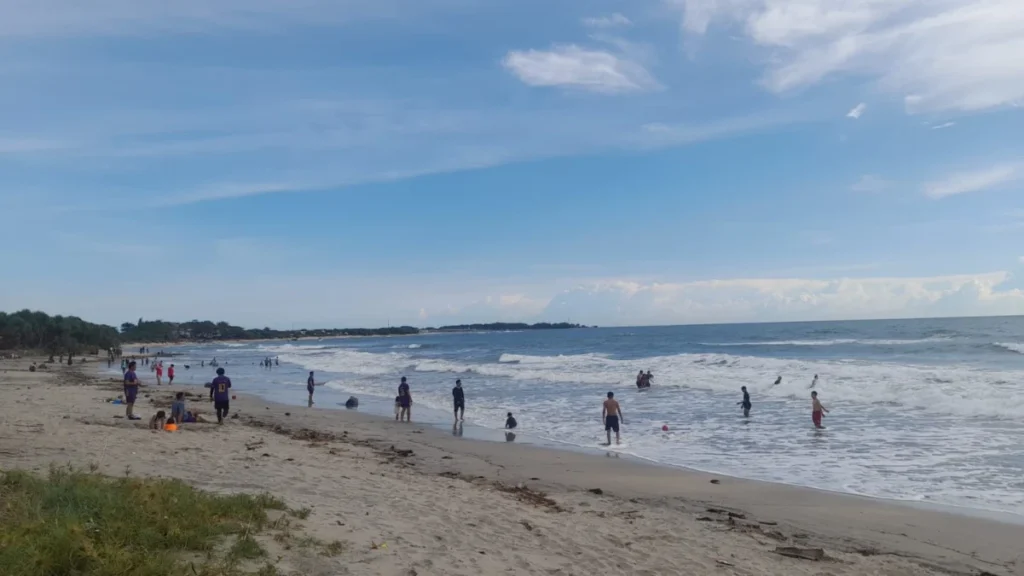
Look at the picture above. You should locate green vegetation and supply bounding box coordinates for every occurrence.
[119,319,418,343]
[429,322,584,332]
[0,310,120,356]
[0,465,288,576]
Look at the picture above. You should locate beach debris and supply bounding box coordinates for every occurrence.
[758,520,778,526]
[520,520,534,531]
[495,482,564,512]
[727,511,746,520]
[696,516,715,522]
[706,508,728,515]
[588,488,604,495]
[371,540,388,550]
[284,412,291,416]
[715,560,734,567]
[774,547,825,561]
[710,479,721,484]
[28,365,36,372]
[245,440,265,451]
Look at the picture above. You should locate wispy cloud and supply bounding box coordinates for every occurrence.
[924,164,1020,199]
[503,45,658,93]
[846,103,867,119]
[675,0,1024,113]
[931,122,957,130]
[0,0,425,38]
[583,13,632,29]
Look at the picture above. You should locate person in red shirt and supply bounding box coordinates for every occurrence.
[155,362,163,386]
[168,364,175,384]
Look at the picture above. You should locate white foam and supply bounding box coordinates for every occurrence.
[994,342,1024,354]
[701,337,948,347]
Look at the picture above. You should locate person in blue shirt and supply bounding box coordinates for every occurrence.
[209,367,232,424]
[123,361,141,420]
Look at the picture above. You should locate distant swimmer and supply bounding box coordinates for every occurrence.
[738,386,751,417]
[452,379,465,422]
[772,376,782,387]
[811,390,829,429]
[645,370,653,387]
[602,391,624,446]
[810,374,818,389]
[505,412,518,429]
[307,371,316,407]
[636,370,644,388]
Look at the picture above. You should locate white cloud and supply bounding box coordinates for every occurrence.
[503,45,658,93]
[850,174,891,193]
[583,13,633,29]
[675,0,1024,113]
[931,121,956,130]
[543,272,1024,326]
[846,102,866,119]
[924,164,1019,199]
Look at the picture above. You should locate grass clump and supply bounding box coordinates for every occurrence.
[0,465,287,576]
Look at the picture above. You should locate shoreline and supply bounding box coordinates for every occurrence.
[2,358,1022,575]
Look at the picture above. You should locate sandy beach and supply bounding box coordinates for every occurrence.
[1,357,1021,576]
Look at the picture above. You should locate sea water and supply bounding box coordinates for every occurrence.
[159,317,1024,516]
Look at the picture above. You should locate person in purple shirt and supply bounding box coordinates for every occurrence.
[397,376,412,422]
[209,367,232,425]
[123,361,141,420]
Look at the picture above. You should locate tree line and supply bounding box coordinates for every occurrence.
[118,319,420,343]
[0,310,120,356]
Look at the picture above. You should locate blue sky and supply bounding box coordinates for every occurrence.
[2,0,1024,328]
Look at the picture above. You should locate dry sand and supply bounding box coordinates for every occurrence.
[1,357,1022,576]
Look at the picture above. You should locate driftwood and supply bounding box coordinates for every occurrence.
[774,547,825,561]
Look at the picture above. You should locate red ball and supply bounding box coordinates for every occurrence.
[661,425,669,432]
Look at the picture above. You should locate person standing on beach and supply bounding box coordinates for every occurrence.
[811,390,829,429]
[738,386,751,417]
[155,362,163,386]
[168,364,175,385]
[123,361,141,420]
[398,376,412,422]
[307,371,316,407]
[210,367,232,424]
[602,391,623,446]
[452,379,465,422]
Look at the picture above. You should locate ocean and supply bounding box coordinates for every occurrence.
[152,316,1024,517]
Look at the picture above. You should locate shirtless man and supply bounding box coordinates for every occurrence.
[811,390,829,429]
[602,391,624,445]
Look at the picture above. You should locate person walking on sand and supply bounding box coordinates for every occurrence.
[398,376,412,422]
[738,386,752,417]
[452,379,465,422]
[210,367,232,425]
[307,371,316,407]
[602,391,624,446]
[168,364,175,385]
[155,362,163,386]
[123,360,142,420]
[811,390,829,429]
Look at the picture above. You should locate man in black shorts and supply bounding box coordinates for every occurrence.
[602,391,623,445]
[209,367,232,424]
[452,379,465,422]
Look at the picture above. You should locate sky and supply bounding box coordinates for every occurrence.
[2,0,1024,329]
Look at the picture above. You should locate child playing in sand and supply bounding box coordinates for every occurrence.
[149,410,167,430]
[505,412,517,429]
[811,390,829,429]
[164,417,178,432]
